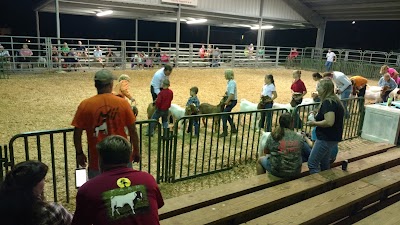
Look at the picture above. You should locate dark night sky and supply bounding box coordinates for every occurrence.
[2,0,400,52]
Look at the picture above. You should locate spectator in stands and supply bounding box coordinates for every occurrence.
[76,41,88,59]
[18,44,33,69]
[378,73,397,102]
[290,70,307,107]
[307,78,344,174]
[105,48,116,67]
[219,69,238,138]
[211,47,221,67]
[206,44,213,60]
[311,72,323,102]
[71,135,164,225]
[0,160,72,225]
[199,44,205,59]
[350,75,368,97]
[0,45,10,58]
[247,43,254,58]
[145,79,174,136]
[380,65,400,87]
[152,42,161,65]
[150,64,173,101]
[256,113,303,177]
[257,47,265,59]
[51,45,59,64]
[186,86,200,136]
[325,48,336,71]
[72,69,140,179]
[61,42,70,57]
[93,46,104,68]
[323,71,352,118]
[288,48,299,60]
[302,127,338,164]
[64,49,81,71]
[259,74,277,132]
[113,74,135,103]
[160,52,170,65]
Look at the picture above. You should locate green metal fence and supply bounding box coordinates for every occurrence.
[292,97,365,140]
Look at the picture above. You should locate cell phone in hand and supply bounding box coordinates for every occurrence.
[75,168,88,188]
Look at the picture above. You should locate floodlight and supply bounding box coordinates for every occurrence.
[250,25,274,30]
[96,10,113,17]
[186,19,207,24]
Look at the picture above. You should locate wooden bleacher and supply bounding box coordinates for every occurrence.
[158,142,400,225]
[354,199,400,225]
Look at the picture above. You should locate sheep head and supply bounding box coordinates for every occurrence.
[185,103,198,115]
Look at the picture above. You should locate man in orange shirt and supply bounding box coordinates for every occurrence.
[350,75,368,97]
[113,74,135,103]
[72,70,140,179]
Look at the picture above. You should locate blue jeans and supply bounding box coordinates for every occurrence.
[341,85,352,118]
[308,139,338,174]
[222,100,237,132]
[147,109,169,135]
[302,141,312,163]
[187,118,200,135]
[325,61,333,71]
[260,156,272,172]
[259,102,273,132]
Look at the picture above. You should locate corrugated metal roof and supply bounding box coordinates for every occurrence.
[300,0,400,21]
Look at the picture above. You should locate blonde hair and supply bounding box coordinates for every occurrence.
[292,70,301,78]
[318,78,344,108]
[380,65,389,75]
[118,74,130,82]
[225,69,234,80]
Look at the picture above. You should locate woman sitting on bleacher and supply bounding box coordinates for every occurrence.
[256,113,303,178]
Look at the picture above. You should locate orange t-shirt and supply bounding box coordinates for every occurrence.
[112,80,133,100]
[350,76,368,88]
[71,93,136,170]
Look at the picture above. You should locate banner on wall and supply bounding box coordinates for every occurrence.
[161,0,198,6]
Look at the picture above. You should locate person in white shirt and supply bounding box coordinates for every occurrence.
[325,49,336,71]
[150,65,173,101]
[259,74,278,132]
[93,46,104,68]
[323,71,352,118]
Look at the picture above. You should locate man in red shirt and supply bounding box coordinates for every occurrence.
[145,79,173,136]
[72,69,140,179]
[72,135,164,225]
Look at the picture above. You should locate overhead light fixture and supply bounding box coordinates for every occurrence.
[352,21,356,24]
[96,10,113,17]
[186,19,207,24]
[250,25,274,30]
[237,24,252,28]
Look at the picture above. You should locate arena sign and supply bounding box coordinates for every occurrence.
[161,0,198,6]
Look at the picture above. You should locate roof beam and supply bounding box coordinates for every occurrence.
[312,2,400,11]
[281,0,325,27]
[34,0,53,11]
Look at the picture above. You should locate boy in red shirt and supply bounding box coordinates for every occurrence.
[145,79,173,136]
[290,70,307,107]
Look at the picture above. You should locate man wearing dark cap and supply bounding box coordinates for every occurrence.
[72,69,140,179]
[72,135,164,225]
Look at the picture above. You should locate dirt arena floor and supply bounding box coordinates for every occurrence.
[0,67,380,211]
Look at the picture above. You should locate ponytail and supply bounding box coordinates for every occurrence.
[271,113,293,141]
[266,74,275,85]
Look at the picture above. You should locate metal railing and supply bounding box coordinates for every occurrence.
[1,35,399,76]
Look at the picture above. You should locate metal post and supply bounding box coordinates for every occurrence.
[121,41,126,70]
[207,25,210,45]
[275,47,280,68]
[55,0,62,71]
[35,11,41,56]
[189,43,193,67]
[315,21,326,49]
[175,4,181,67]
[256,18,263,50]
[261,30,265,46]
[135,19,138,52]
[231,45,236,67]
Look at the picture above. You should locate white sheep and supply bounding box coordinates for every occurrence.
[169,104,186,132]
[258,131,271,158]
[364,86,382,103]
[389,88,400,101]
[239,99,260,130]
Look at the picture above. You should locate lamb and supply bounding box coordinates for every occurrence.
[258,130,271,158]
[198,96,226,130]
[169,103,186,131]
[389,87,400,101]
[239,99,260,129]
[146,103,156,119]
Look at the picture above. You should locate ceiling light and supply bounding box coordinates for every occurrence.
[352,21,356,24]
[186,19,207,24]
[250,25,274,30]
[237,24,252,28]
[96,10,113,17]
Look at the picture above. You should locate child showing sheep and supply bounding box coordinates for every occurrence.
[186,87,200,136]
[259,74,277,132]
[145,79,174,137]
[220,69,238,138]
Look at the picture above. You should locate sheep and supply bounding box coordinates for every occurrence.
[389,87,400,101]
[168,104,186,132]
[239,99,260,130]
[198,96,226,130]
[258,130,271,158]
[147,103,156,119]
